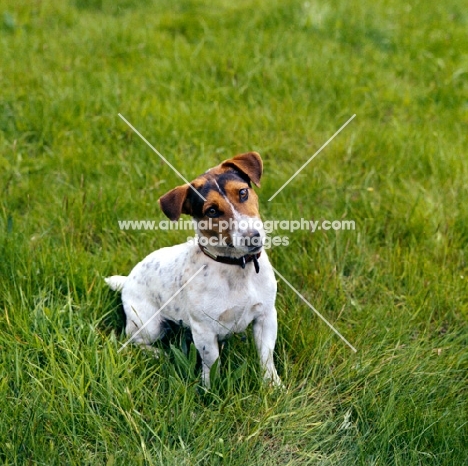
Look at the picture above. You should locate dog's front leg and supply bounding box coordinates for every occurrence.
[191,328,219,388]
[253,308,282,386]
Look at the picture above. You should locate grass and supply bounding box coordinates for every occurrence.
[1,0,468,463]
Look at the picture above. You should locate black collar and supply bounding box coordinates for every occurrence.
[198,244,261,273]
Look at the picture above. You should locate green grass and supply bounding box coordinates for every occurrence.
[1,0,468,464]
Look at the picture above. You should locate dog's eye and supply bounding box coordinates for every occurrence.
[205,207,221,218]
[239,188,249,202]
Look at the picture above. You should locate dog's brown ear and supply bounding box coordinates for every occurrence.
[221,151,263,187]
[158,184,191,221]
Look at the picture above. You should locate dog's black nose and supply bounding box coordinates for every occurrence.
[248,230,262,248]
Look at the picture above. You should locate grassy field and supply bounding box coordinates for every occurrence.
[1,0,468,464]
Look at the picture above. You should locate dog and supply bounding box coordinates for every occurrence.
[105,151,281,387]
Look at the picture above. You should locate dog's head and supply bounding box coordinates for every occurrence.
[159,152,265,258]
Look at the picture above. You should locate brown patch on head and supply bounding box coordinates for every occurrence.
[197,189,232,245]
[223,179,260,218]
[158,152,263,226]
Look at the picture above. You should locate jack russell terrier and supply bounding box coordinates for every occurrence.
[105,151,281,387]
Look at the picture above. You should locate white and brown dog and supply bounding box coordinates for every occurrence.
[105,151,280,387]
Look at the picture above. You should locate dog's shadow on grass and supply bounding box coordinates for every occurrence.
[99,292,127,338]
[99,292,196,356]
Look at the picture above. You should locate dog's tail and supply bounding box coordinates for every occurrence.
[104,275,127,292]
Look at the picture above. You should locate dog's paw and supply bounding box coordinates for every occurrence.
[141,345,163,359]
[264,371,285,390]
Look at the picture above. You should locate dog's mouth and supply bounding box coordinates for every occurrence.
[247,244,262,254]
[228,243,262,254]
[227,236,263,255]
